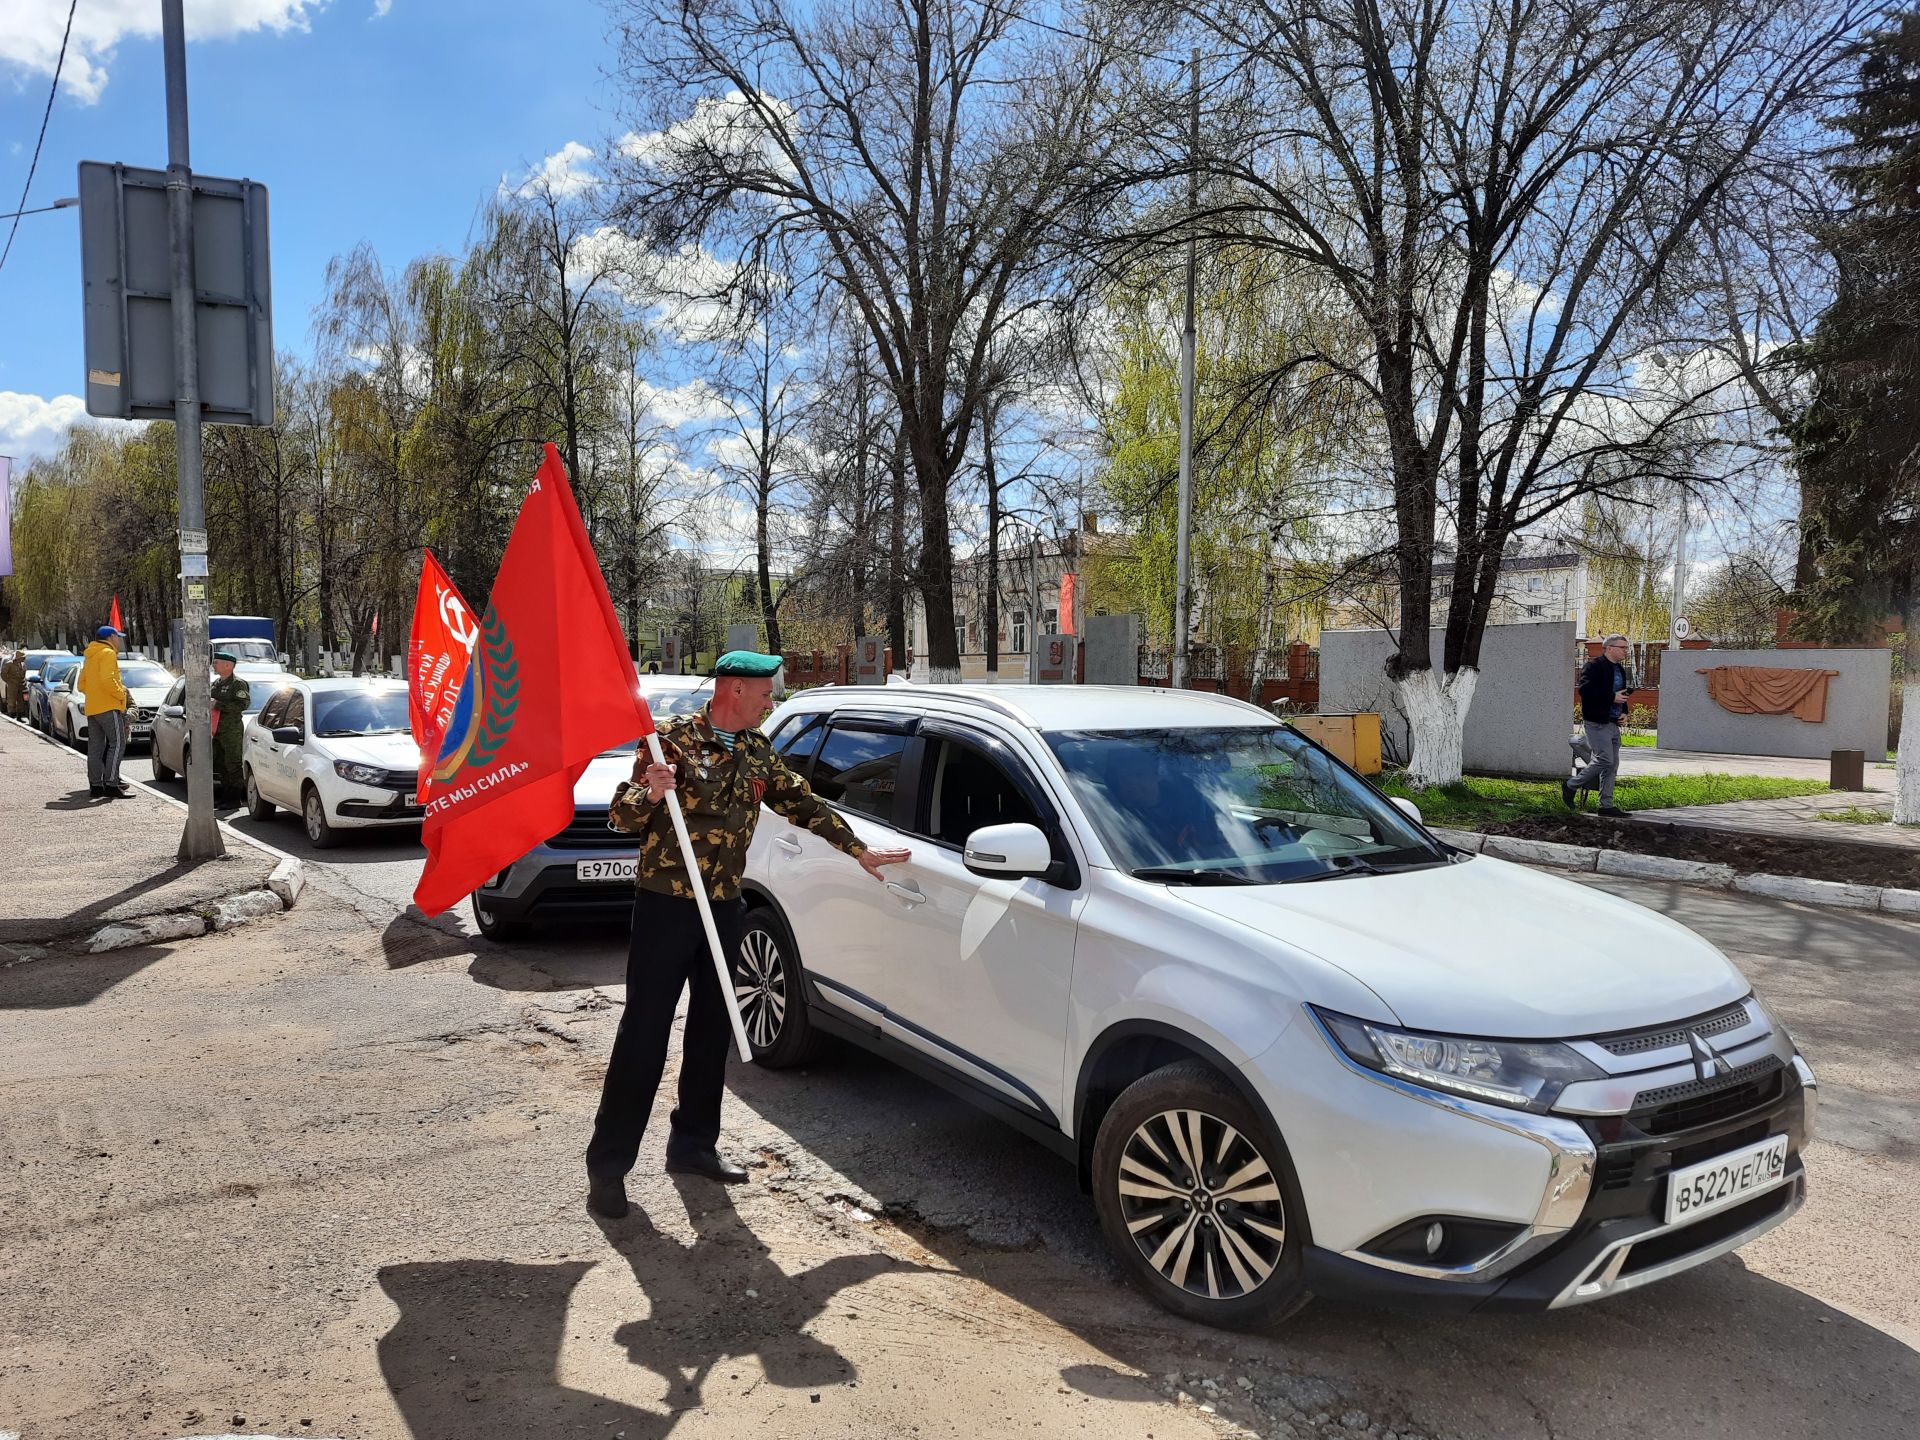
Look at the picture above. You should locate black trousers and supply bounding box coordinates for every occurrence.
[585,888,746,1180]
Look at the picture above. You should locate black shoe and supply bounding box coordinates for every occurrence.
[1597,806,1629,819]
[90,785,105,798]
[664,1145,749,1184]
[586,1175,630,1219]
[1560,779,1577,810]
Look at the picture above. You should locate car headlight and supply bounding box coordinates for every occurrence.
[333,760,385,786]
[1312,1007,1606,1113]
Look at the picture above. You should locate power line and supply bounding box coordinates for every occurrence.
[0,0,80,279]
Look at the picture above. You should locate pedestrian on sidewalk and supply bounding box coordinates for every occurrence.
[80,626,133,799]
[583,650,911,1221]
[1,648,26,718]
[210,651,251,802]
[1567,633,1632,818]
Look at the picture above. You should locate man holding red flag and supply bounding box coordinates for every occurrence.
[584,651,910,1219]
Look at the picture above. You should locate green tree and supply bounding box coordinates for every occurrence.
[1788,11,1920,821]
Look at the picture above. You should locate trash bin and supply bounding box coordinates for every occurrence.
[1830,748,1865,791]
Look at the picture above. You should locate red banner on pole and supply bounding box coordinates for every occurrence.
[109,593,124,632]
[406,549,479,801]
[1058,574,1076,635]
[411,444,655,917]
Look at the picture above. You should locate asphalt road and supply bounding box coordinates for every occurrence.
[132,760,1920,1438]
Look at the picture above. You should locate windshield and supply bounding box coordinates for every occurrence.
[40,657,81,685]
[601,684,714,754]
[1045,725,1445,884]
[222,638,277,661]
[113,662,173,689]
[312,688,411,737]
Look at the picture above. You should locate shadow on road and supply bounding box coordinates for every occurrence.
[0,942,173,1010]
[374,1176,903,1437]
[725,1044,1920,1440]
[42,787,107,812]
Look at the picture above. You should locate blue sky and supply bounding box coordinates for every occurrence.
[1,0,622,462]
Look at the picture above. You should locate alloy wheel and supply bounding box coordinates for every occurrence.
[1116,1107,1286,1301]
[305,792,325,842]
[734,927,787,1050]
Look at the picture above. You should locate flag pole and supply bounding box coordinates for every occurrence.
[646,731,753,1062]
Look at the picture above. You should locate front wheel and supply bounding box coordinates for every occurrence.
[1091,1061,1312,1330]
[301,785,339,848]
[244,768,275,820]
[152,748,175,783]
[735,906,823,1068]
[471,892,527,942]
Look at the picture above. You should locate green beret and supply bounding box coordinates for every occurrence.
[711,650,782,678]
[213,650,237,663]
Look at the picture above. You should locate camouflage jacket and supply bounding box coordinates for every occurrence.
[607,706,867,900]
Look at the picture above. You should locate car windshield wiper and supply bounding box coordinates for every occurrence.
[1284,857,1389,883]
[1129,866,1261,886]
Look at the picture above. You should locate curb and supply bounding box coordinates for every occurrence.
[1430,825,1920,919]
[84,857,306,953]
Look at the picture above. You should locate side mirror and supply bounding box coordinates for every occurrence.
[271,725,303,746]
[1390,796,1423,824]
[162,704,185,719]
[963,821,1054,881]
[277,651,290,665]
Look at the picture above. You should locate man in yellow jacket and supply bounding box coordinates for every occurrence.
[80,625,132,799]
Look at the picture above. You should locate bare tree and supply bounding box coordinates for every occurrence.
[605,0,1126,679]
[1152,0,1875,783]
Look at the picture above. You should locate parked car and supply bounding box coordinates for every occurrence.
[150,672,300,783]
[718,683,1812,1328]
[55,657,177,750]
[241,678,424,847]
[25,654,81,731]
[469,675,714,939]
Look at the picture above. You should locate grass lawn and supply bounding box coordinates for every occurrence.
[1621,732,1656,748]
[1376,771,1831,829]
[1817,806,1894,825]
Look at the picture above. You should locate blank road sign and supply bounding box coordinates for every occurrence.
[77,161,274,426]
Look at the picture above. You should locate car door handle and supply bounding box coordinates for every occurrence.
[775,835,803,855]
[885,880,926,906]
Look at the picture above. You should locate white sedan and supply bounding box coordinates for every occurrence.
[55,657,178,750]
[241,678,424,847]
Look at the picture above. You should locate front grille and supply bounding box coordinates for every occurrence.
[1592,1001,1751,1057]
[131,707,156,723]
[544,809,628,850]
[1632,1057,1786,1135]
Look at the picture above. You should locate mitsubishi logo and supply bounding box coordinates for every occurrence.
[1687,1030,1732,1082]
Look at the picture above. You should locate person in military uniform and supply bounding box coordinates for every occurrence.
[585,650,910,1219]
[209,652,251,802]
[1,649,26,719]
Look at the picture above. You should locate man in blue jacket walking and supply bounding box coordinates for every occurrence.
[1566,634,1633,817]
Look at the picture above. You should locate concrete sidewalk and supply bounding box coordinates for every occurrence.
[1625,745,1897,790]
[0,718,277,947]
[1629,789,1920,851]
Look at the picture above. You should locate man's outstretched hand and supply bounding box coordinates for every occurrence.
[858,846,912,881]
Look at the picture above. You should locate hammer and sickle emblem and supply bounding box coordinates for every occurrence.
[439,589,478,649]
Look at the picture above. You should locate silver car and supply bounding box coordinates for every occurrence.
[150,671,299,784]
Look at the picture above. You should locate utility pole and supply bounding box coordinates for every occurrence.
[1171,49,1200,691]
[164,0,222,860]
[1669,484,1690,648]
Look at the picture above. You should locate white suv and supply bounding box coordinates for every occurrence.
[735,685,1813,1327]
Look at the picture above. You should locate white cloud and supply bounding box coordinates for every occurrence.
[0,1,327,105]
[636,377,731,430]
[372,0,393,16]
[619,91,798,179]
[0,391,142,465]
[511,141,597,201]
